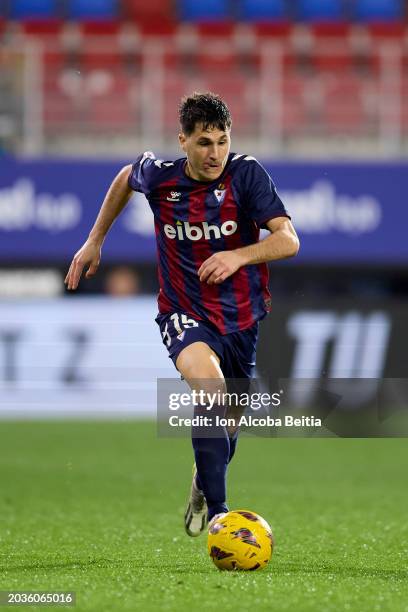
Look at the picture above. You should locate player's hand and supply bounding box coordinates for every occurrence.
[198,251,247,285]
[64,239,102,290]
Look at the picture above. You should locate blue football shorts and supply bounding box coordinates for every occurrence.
[155,311,258,380]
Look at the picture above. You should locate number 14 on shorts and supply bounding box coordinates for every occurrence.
[161,313,199,347]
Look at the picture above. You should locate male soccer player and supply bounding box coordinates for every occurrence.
[65,92,299,537]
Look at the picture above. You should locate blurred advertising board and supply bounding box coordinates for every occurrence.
[257,300,408,436]
[0,297,407,425]
[257,300,406,379]
[0,297,174,418]
[0,157,406,264]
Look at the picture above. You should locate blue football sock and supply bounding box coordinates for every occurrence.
[194,431,239,495]
[228,430,239,463]
[191,406,230,520]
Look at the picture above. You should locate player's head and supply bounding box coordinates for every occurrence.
[178,92,232,182]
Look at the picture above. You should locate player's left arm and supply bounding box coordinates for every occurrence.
[198,217,299,285]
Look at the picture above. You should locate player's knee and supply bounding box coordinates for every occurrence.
[176,342,223,381]
[189,376,227,404]
[176,343,227,400]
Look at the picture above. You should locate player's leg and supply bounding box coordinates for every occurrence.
[176,342,231,525]
[224,380,251,464]
[219,322,260,470]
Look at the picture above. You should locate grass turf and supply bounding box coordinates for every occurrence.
[0,421,407,612]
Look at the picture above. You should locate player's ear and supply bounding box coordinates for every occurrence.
[179,132,187,152]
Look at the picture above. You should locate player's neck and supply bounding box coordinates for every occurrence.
[184,161,203,182]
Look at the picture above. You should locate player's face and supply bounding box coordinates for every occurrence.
[179,124,231,182]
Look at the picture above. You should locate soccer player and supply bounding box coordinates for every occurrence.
[65,92,299,536]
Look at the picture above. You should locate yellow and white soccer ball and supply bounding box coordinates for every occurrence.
[207,509,274,571]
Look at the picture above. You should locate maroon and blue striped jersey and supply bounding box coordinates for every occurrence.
[128,152,290,335]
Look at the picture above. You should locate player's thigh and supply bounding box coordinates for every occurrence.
[176,341,226,396]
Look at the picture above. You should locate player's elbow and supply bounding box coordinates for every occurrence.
[121,164,133,177]
[286,235,300,258]
[118,164,133,196]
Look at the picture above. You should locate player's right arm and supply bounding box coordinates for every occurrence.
[65,164,133,290]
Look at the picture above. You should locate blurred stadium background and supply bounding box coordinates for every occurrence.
[0,0,407,417]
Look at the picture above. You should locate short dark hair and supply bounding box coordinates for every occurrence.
[179,92,232,136]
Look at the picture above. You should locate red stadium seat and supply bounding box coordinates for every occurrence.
[254,24,312,73]
[366,21,406,45]
[363,45,404,75]
[43,68,80,131]
[309,21,351,38]
[139,21,177,37]
[196,21,236,39]
[244,46,299,74]
[162,73,192,136]
[162,50,184,71]
[123,0,174,23]
[44,67,135,133]
[163,70,250,134]
[308,21,353,72]
[202,72,246,98]
[79,20,121,36]
[233,21,293,74]
[89,75,135,131]
[401,75,408,135]
[196,47,238,73]
[43,49,68,69]
[281,75,309,134]
[354,22,406,73]
[370,73,408,135]
[312,41,354,72]
[194,73,255,133]
[17,20,64,56]
[80,43,122,72]
[252,20,293,41]
[43,99,78,131]
[186,23,247,73]
[322,74,366,133]
[20,18,64,37]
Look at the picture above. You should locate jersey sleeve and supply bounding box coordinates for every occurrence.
[128,151,158,195]
[243,158,290,228]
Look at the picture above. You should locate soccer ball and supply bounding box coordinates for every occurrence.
[207,509,274,571]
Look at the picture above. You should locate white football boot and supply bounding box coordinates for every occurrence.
[184,465,208,537]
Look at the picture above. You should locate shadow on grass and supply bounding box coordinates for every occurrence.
[0,558,210,574]
[2,559,407,582]
[0,559,121,573]
[274,562,408,581]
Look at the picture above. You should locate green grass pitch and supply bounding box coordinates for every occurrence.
[0,421,407,612]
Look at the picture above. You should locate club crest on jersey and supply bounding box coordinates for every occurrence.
[164,220,238,241]
[214,183,227,204]
[167,191,181,202]
[214,190,227,204]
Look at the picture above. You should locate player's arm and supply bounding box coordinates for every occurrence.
[65,164,133,290]
[198,217,299,285]
[235,217,299,265]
